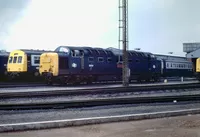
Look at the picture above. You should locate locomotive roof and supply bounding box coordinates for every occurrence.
[154,54,188,61]
[0,50,9,56]
[106,47,153,57]
[55,46,114,56]
[19,49,53,54]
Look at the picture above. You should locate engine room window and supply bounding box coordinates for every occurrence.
[18,56,22,63]
[128,59,132,63]
[8,56,13,63]
[98,57,104,62]
[13,56,17,63]
[88,57,94,62]
[107,58,112,62]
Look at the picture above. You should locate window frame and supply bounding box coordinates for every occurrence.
[88,57,94,62]
[31,55,40,66]
[18,56,23,63]
[98,57,104,62]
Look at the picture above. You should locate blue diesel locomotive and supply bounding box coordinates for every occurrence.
[39,46,161,84]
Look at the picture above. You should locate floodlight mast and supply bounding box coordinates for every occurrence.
[119,0,129,86]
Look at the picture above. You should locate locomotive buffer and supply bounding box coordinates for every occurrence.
[119,0,129,86]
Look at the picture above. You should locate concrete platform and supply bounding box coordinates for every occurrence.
[1,114,200,137]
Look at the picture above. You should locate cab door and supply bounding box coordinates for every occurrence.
[69,50,84,74]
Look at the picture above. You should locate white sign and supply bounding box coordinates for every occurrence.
[89,64,94,70]
[72,63,77,68]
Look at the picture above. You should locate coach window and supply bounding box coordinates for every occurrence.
[128,59,132,63]
[18,56,22,63]
[34,56,40,64]
[8,56,13,63]
[98,57,104,62]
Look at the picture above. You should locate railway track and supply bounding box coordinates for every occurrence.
[1,94,200,110]
[0,81,199,98]
[1,82,200,110]
[1,81,200,132]
[0,77,197,88]
[0,82,46,88]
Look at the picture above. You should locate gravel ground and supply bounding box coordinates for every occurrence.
[1,101,200,124]
[0,88,200,104]
[0,80,198,92]
[1,112,200,136]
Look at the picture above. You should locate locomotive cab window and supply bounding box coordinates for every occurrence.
[71,50,75,57]
[18,56,22,63]
[13,56,17,63]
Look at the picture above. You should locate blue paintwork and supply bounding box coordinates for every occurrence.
[19,49,53,74]
[0,51,9,79]
[54,46,162,82]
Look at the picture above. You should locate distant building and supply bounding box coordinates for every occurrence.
[183,42,200,71]
[183,43,200,58]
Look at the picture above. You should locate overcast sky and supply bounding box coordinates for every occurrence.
[0,0,199,56]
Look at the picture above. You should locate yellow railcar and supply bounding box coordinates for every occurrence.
[196,58,200,80]
[7,49,50,80]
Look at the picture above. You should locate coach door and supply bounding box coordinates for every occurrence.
[71,50,85,74]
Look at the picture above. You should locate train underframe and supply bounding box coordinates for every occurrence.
[195,72,200,81]
[42,72,161,85]
[6,71,44,82]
